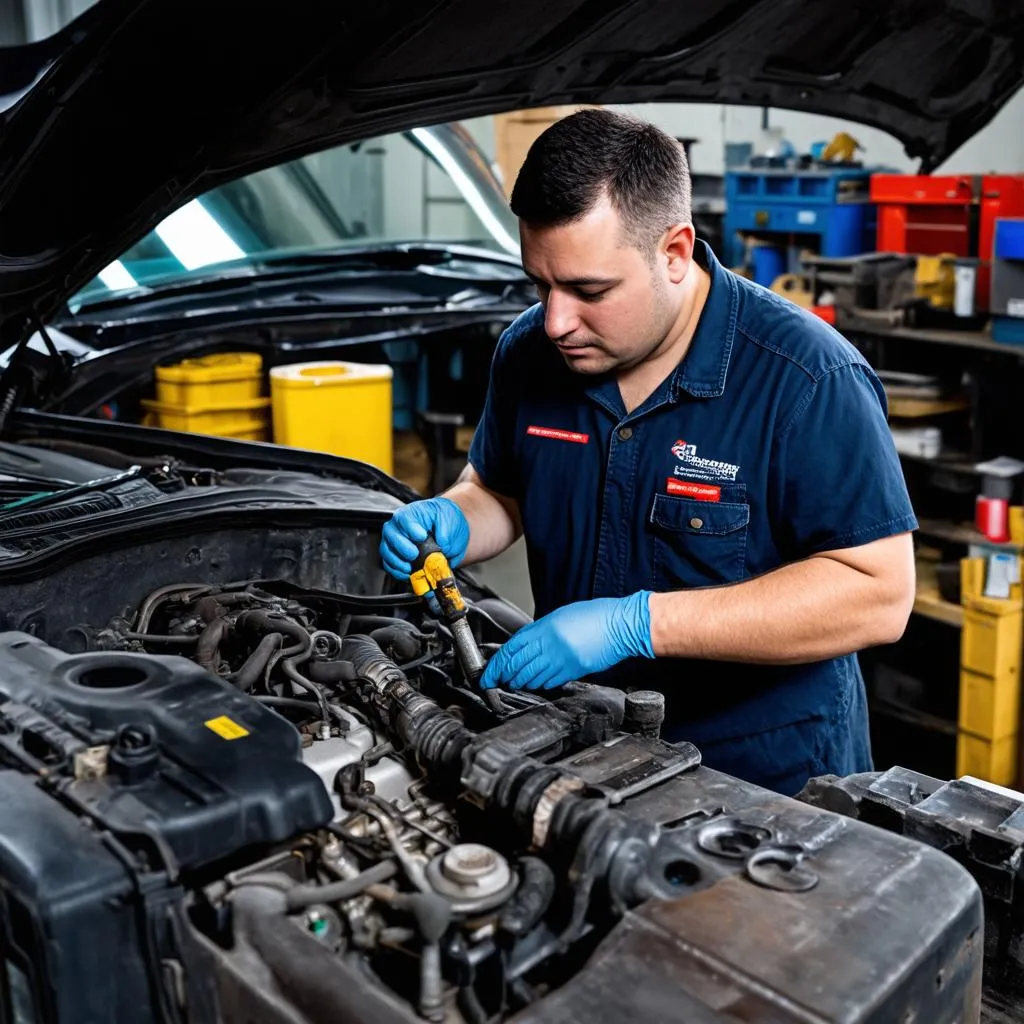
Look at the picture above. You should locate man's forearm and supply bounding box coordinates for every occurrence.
[648,540,915,664]
[444,464,522,564]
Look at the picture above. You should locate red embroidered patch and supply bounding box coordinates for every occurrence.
[666,479,721,502]
[527,426,590,444]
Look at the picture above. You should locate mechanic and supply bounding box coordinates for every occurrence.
[380,109,918,795]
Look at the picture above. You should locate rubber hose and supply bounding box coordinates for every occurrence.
[369,622,424,663]
[256,696,347,724]
[284,860,398,911]
[229,632,282,691]
[499,857,556,937]
[347,615,418,633]
[307,660,358,685]
[236,608,310,646]
[195,617,229,672]
[280,660,332,729]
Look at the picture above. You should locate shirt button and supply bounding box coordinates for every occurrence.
[618,426,634,441]
[689,517,704,529]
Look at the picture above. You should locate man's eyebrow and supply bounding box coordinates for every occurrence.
[523,270,619,288]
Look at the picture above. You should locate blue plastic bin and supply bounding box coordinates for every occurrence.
[751,245,785,287]
[994,219,1024,261]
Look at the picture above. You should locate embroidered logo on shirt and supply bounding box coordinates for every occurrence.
[670,439,739,482]
[666,479,721,501]
[527,426,590,444]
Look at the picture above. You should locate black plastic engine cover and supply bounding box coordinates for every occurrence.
[0,770,158,1023]
[0,631,334,1024]
[0,631,333,871]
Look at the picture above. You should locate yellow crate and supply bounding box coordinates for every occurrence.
[957,731,1019,787]
[155,352,263,406]
[270,360,393,474]
[961,608,1022,679]
[958,668,1021,740]
[218,424,271,442]
[1011,506,1024,546]
[961,557,1023,615]
[140,397,271,439]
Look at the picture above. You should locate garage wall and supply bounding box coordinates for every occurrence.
[466,91,1024,181]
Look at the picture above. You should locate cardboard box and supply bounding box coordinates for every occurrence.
[493,105,599,198]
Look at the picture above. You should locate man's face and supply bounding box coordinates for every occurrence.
[520,196,685,375]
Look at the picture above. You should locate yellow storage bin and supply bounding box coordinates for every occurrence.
[961,608,1022,679]
[156,352,263,406]
[216,424,271,442]
[270,361,393,473]
[957,731,1019,787]
[1011,506,1024,546]
[140,397,271,439]
[958,668,1021,740]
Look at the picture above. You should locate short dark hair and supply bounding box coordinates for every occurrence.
[510,108,692,255]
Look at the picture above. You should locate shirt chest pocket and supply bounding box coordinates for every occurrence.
[649,491,750,590]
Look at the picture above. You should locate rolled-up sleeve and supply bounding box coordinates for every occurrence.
[769,362,918,559]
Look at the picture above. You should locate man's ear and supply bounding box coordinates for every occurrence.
[662,223,696,284]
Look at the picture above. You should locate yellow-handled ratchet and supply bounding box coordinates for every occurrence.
[411,537,501,710]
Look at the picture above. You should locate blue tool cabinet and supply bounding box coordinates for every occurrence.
[724,168,875,273]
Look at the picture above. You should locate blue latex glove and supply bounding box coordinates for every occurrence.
[380,497,470,581]
[481,592,655,691]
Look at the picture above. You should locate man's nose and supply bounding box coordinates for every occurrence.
[544,290,581,340]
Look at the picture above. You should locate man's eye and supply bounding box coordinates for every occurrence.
[577,289,609,302]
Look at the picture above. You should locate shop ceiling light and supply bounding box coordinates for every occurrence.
[96,259,137,291]
[154,199,245,271]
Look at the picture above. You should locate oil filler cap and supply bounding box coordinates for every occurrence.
[107,722,159,785]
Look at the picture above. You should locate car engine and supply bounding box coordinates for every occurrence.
[0,571,990,1024]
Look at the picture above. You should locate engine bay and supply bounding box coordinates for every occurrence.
[0,436,1010,1023]
[0,572,987,1024]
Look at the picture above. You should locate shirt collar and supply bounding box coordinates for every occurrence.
[670,239,738,400]
[579,238,739,417]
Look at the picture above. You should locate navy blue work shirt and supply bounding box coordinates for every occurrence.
[468,241,917,795]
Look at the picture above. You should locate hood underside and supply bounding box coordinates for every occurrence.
[0,0,1022,338]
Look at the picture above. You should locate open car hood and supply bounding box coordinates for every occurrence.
[1,0,1022,341]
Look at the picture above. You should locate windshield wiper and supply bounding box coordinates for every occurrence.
[0,465,142,526]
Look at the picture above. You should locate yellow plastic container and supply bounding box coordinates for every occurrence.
[140,397,271,439]
[959,668,1021,741]
[155,352,263,406]
[270,360,393,473]
[956,731,1018,787]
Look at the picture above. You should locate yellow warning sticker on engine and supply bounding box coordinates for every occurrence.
[205,715,250,740]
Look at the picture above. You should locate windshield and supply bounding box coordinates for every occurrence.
[70,122,520,307]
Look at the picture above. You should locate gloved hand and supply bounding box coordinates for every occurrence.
[380,497,470,581]
[480,591,655,691]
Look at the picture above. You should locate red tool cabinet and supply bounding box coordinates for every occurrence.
[871,173,1024,309]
